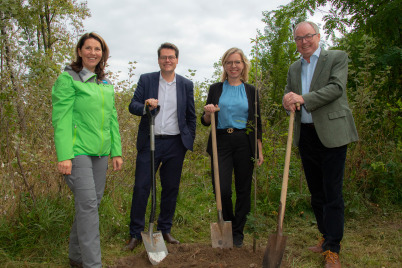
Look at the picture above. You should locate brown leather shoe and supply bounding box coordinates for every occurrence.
[123,237,142,251]
[162,233,180,244]
[69,258,83,268]
[308,237,324,253]
[322,250,341,268]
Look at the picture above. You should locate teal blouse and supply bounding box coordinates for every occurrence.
[217,80,248,129]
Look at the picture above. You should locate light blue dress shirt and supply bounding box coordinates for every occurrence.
[217,80,248,129]
[301,47,321,123]
[154,73,180,135]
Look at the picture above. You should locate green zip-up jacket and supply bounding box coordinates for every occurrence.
[52,66,122,162]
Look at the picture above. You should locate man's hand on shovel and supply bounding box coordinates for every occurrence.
[145,98,159,111]
[283,92,303,112]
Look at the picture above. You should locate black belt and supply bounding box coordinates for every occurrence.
[216,128,246,135]
[154,134,180,139]
[301,123,315,129]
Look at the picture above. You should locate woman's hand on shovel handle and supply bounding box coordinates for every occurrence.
[204,104,219,115]
[203,104,219,124]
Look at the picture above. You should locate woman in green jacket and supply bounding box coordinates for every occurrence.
[52,32,123,268]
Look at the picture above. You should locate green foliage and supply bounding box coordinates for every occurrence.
[333,33,402,206]
[0,0,91,201]
[253,0,401,209]
[301,0,401,109]
[250,3,305,124]
[367,159,402,205]
[301,0,401,45]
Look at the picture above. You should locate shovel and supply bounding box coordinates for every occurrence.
[262,106,297,268]
[141,104,168,266]
[210,108,233,249]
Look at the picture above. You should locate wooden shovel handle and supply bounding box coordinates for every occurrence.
[277,104,298,234]
[210,108,222,212]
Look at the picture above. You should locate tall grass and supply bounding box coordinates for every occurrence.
[0,74,400,266]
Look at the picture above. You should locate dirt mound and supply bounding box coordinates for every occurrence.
[111,243,264,268]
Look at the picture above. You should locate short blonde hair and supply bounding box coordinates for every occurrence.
[220,47,250,82]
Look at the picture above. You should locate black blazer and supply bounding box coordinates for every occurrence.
[201,82,262,157]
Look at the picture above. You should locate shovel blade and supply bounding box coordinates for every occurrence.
[210,221,233,249]
[262,233,287,268]
[141,231,168,265]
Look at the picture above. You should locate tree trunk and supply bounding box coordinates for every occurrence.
[1,12,27,133]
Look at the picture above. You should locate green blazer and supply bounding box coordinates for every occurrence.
[285,49,358,148]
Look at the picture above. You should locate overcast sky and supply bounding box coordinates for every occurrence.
[82,0,294,83]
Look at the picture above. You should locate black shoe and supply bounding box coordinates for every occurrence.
[233,235,243,248]
[69,258,83,268]
[234,240,243,248]
[123,237,142,251]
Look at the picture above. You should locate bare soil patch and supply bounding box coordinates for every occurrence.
[111,243,266,268]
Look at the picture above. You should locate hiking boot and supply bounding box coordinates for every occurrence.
[322,250,341,268]
[162,233,180,244]
[123,237,142,251]
[308,237,324,253]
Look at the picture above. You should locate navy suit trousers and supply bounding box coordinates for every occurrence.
[299,124,347,253]
[129,135,187,239]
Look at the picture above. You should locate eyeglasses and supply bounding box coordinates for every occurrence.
[295,33,318,43]
[225,60,243,67]
[159,55,176,61]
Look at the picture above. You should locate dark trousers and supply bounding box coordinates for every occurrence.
[211,131,254,242]
[129,135,187,239]
[299,124,347,253]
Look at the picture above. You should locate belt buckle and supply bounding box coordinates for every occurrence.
[227,128,234,134]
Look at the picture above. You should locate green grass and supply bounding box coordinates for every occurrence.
[0,114,400,267]
[0,153,400,267]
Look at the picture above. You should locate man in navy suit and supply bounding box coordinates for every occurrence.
[125,43,196,250]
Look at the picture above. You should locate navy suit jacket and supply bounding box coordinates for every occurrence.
[129,71,196,151]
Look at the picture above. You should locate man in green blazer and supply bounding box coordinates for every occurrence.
[283,21,358,268]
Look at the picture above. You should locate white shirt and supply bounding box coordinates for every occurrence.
[154,74,180,135]
[301,47,321,123]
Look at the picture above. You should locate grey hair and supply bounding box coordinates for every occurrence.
[293,21,320,38]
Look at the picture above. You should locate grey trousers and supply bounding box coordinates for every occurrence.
[64,155,108,268]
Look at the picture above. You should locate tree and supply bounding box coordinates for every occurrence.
[0,0,90,205]
[253,0,401,206]
[251,2,307,122]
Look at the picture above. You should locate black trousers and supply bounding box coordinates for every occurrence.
[299,124,347,253]
[211,130,254,242]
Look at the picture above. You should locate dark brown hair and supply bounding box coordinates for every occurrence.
[157,42,179,59]
[71,32,109,80]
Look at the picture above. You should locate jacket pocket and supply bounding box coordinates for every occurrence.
[328,110,346,120]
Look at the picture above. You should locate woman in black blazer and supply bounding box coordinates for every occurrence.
[201,47,263,247]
